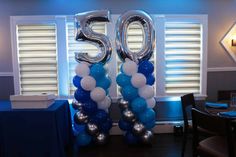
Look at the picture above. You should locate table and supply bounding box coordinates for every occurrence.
[0,100,73,157]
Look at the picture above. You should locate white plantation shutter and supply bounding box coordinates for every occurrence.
[116,22,156,95]
[164,22,202,95]
[67,22,106,95]
[17,24,58,95]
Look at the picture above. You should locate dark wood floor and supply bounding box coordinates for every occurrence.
[69,134,192,157]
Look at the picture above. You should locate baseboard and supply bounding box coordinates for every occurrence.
[110,121,183,135]
[207,67,236,72]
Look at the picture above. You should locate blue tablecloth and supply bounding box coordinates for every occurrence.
[0,100,73,157]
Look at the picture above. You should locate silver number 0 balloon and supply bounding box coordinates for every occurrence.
[75,10,112,64]
[116,10,155,63]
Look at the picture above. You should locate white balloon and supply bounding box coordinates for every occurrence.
[98,96,111,110]
[146,98,156,108]
[81,76,96,91]
[131,73,146,88]
[123,60,138,76]
[90,87,106,102]
[75,63,90,77]
[138,85,155,99]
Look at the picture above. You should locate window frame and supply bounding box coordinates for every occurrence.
[10,14,208,101]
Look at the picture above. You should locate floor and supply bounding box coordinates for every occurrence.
[69,134,192,157]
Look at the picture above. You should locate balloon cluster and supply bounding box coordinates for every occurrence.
[72,62,113,146]
[116,59,156,144]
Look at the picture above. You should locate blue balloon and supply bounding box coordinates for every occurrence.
[146,74,155,86]
[74,88,90,103]
[144,120,156,130]
[121,85,138,101]
[94,109,109,123]
[73,75,82,88]
[89,116,100,125]
[139,108,156,124]
[116,73,131,87]
[82,100,98,116]
[76,132,92,146]
[100,118,113,133]
[138,60,154,76]
[131,97,147,114]
[90,63,106,79]
[73,124,86,136]
[118,119,132,131]
[125,132,138,144]
[97,76,111,90]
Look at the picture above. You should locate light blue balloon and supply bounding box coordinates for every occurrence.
[131,97,147,114]
[76,132,92,146]
[121,85,138,101]
[139,108,156,124]
[97,76,111,90]
[116,73,131,87]
[90,63,106,79]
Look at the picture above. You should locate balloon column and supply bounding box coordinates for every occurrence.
[72,10,113,146]
[116,10,156,144]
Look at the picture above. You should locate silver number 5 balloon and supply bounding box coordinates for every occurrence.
[75,10,112,64]
[116,10,155,63]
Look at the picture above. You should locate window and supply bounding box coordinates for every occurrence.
[164,22,202,95]
[11,14,208,100]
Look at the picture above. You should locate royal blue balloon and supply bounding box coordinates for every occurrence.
[138,60,154,76]
[131,97,147,114]
[73,124,86,136]
[73,75,82,88]
[125,132,138,144]
[144,120,156,130]
[74,88,90,103]
[76,132,92,146]
[121,85,138,101]
[118,119,132,131]
[116,73,131,87]
[97,76,111,90]
[82,100,98,116]
[90,63,106,79]
[89,116,100,125]
[100,118,113,133]
[146,74,155,86]
[94,109,109,123]
[139,108,156,124]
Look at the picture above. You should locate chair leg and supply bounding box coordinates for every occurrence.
[181,132,187,157]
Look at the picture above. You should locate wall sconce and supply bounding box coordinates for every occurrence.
[232,37,236,46]
[221,23,236,62]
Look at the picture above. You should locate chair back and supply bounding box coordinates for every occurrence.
[181,93,196,129]
[192,108,235,157]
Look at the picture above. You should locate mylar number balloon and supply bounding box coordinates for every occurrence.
[116,10,155,63]
[75,10,112,64]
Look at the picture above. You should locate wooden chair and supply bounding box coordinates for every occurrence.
[181,93,196,157]
[192,108,235,157]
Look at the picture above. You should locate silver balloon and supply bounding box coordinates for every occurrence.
[95,133,108,145]
[118,99,129,111]
[74,111,88,124]
[72,99,83,110]
[86,123,99,136]
[132,122,146,136]
[141,130,154,144]
[116,10,155,63]
[122,109,136,123]
[75,10,112,64]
